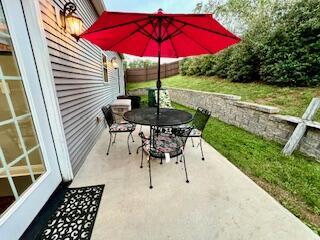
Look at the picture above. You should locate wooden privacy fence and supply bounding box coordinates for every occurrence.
[125,61,179,82]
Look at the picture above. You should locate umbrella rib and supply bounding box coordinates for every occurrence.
[106,20,152,50]
[162,18,179,57]
[135,21,158,42]
[161,17,172,40]
[81,17,150,36]
[161,17,187,43]
[168,36,179,58]
[139,18,157,56]
[162,23,186,42]
[173,18,240,40]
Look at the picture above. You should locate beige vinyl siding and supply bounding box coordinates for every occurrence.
[39,0,124,174]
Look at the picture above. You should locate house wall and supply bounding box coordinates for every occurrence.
[39,0,125,174]
[130,87,320,161]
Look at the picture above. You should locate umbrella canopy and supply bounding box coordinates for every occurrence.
[80,9,240,115]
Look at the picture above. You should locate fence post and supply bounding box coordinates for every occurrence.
[164,63,167,78]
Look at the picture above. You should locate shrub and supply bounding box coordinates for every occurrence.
[179,58,191,75]
[179,0,320,87]
[180,55,217,76]
[260,0,320,86]
[227,42,260,82]
[212,48,233,78]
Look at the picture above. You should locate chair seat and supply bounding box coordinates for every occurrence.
[189,128,202,137]
[109,123,136,132]
[143,134,183,158]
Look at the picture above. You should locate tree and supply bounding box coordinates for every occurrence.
[125,59,156,69]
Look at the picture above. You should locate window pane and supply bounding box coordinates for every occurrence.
[0,175,15,216]
[10,159,33,196]
[18,117,38,150]
[7,80,30,117]
[0,52,19,76]
[28,148,45,175]
[0,123,23,164]
[0,84,12,121]
[102,54,108,82]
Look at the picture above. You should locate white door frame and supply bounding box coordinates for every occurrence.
[0,0,72,238]
[21,0,73,181]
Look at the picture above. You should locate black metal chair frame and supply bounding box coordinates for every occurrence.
[189,107,211,160]
[139,126,192,189]
[101,105,135,155]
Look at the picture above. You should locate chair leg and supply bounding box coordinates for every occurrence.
[191,138,195,147]
[148,156,153,189]
[200,137,205,160]
[112,133,117,144]
[182,154,189,183]
[130,132,134,142]
[160,157,163,165]
[127,133,132,155]
[175,156,178,164]
[140,150,144,168]
[136,145,143,154]
[106,132,112,155]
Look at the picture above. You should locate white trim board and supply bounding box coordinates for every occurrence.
[21,0,73,181]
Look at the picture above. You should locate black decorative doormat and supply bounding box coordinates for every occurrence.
[38,185,104,240]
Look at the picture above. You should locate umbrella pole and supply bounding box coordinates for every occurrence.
[156,44,161,117]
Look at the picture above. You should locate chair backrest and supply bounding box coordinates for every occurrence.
[192,107,211,131]
[172,126,193,148]
[101,105,115,127]
[150,126,192,157]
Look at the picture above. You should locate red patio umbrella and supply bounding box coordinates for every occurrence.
[80,9,240,116]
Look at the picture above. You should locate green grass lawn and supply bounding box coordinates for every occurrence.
[128,75,320,121]
[167,101,320,234]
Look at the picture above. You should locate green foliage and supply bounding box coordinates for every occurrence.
[181,0,320,86]
[125,59,156,69]
[227,42,260,82]
[212,48,233,78]
[260,0,320,86]
[180,55,217,76]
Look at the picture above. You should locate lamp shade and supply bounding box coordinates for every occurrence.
[65,14,83,38]
[111,58,119,69]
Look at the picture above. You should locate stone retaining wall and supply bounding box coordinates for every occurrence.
[130,87,320,160]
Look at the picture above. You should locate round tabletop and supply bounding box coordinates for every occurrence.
[123,107,193,126]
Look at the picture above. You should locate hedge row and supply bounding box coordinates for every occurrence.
[180,0,320,87]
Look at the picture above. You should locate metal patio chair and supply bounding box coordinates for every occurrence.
[139,126,192,189]
[189,107,211,160]
[173,107,211,160]
[101,105,136,155]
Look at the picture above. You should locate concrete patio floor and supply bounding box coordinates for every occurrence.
[71,126,319,240]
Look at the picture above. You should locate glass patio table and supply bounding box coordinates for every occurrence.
[123,107,193,127]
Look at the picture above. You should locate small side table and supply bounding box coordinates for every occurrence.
[111,99,131,123]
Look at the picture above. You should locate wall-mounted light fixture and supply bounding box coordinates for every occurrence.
[60,2,83,40]
[111,57,121,93]
[111,57,119,69]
